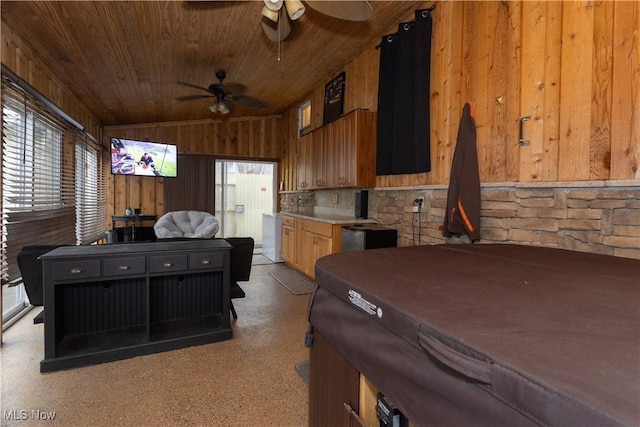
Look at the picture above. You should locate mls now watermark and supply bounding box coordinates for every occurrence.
[4,409,56,421]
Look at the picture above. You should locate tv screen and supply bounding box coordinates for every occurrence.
[110,137,178,177]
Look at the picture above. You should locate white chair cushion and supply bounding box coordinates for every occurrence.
[154,211,220,239]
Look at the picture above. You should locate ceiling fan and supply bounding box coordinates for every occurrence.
[176,70,269,115]
[261,0,373,42]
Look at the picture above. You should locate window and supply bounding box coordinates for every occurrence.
[1,72,104,325]
[298,100,311,137]
[2,95,76,283]
[1,91,75,322]
[75,139,107,245]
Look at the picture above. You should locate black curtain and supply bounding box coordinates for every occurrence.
[376,8,434,176]
[164,155,216,213]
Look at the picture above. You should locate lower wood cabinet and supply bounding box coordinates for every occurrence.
[298,220,334,279]
[281,215,296,263]
[280,215,358,280]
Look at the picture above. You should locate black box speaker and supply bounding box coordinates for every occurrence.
[355,189,368,219]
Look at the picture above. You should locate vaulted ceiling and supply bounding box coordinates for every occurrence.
[1,1,424,126]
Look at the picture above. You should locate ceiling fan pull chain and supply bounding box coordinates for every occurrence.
[278,8,285,77]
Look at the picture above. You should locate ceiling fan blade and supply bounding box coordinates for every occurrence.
[229,95,269,109]
[261,10,291,42]
[223,98,235,114]
[305,0,373,21]
[219,82,247,96]
[178,81,214,93]
[175,94,215,101]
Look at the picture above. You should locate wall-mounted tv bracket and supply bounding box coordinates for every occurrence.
[519,116,531,146]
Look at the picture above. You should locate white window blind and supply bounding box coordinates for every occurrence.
[1,76,102,283]
[75,137,107,245]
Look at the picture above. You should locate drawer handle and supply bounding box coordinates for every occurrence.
[163,261,174,268]
[119,265,131,271]
[201,259,212,265]
[70,267,85,275]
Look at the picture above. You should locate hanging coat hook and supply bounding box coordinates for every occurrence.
[519,116,531,146]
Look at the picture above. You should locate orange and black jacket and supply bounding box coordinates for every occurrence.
[443,103,481,241]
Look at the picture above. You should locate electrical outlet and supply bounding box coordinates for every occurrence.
[332,194,338,204]
[412,206,419,212]
[415,197,424,206]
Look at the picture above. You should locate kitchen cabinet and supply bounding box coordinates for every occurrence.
[312,129,330,189]
[281,215,296,264]
[281,214,375,280]
[298,220,334,278]
[296,109,376,190]
[297,133,313,190]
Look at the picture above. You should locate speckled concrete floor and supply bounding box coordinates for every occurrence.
[1,263,310,427]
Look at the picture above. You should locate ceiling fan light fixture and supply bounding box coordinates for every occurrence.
[217,100,230,115]
[261,5,279,22]
[264,0,283,11]
[208,100,229,115]
[285,0,305,20]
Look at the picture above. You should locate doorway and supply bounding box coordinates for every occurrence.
[215,160,277,250]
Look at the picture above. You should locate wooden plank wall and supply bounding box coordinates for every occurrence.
[104,116,282,219]
[280,0,640,190]
[3,0,638,214]
[1,25,102,142]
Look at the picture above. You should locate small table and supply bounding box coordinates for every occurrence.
[112,214,157,241]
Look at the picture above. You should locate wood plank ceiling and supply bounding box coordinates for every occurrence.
[1,1,424,126]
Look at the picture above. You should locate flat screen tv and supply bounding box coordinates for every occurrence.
[110,137,178,177]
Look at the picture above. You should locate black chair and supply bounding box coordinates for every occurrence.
[17,245,67,324]
[224,237,254,320]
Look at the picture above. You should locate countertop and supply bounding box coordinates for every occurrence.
[280,211,377,225]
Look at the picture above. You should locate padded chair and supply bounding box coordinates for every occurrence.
[154,210,220,239]
[224,237,254,320]
[17,245,67,324]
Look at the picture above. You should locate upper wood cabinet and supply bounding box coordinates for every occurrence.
[296,109,376,190]
[296,134,313,190]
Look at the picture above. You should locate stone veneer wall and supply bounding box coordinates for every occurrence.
[281,181,640,260]
[279,191,315,214]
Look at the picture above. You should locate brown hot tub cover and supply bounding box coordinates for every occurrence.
[310,244,639,426]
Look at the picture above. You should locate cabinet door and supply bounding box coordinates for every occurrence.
[309,331,360,427]
[312,129,329,189]
[327,119,342,188]
[299,229,316,278]
[334,115,354,187]
[297,134,313,190]
[313,234,333,264]
[301,231,333,280]
[281,225,295,264]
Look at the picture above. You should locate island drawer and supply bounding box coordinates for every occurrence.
[51,259,101,281]
[189,252,224,270]
[149,254,188,273]
[103,257,146,276]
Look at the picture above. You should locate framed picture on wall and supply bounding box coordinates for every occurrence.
[323,72,345,125]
